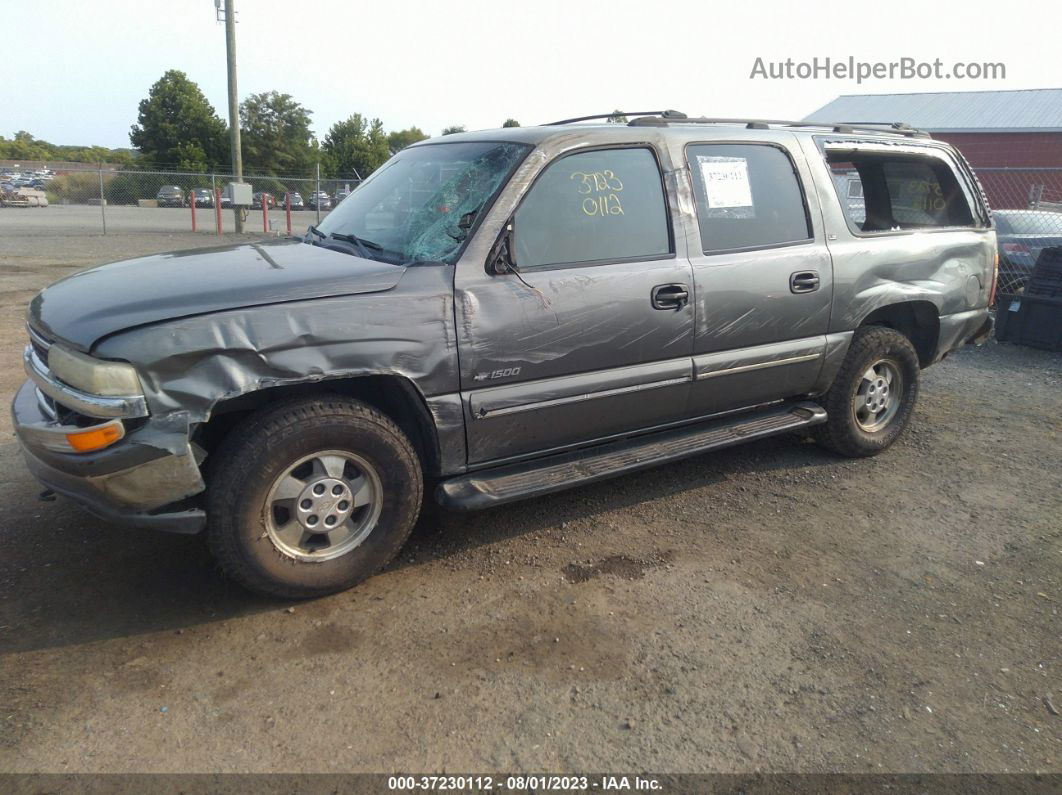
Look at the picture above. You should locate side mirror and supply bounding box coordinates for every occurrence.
[488,221,517,275]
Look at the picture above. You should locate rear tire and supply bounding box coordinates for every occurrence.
[814,326,920,458]
[206,396,422,599]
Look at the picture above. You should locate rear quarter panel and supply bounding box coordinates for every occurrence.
[797,136,996,333]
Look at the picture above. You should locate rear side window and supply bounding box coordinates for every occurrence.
[826,150,976,232]
[513,148,670,268]
[687,143,811,252]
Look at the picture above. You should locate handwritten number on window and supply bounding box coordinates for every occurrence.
[571,170,624,216]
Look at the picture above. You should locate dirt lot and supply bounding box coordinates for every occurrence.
[0,230,1059,774]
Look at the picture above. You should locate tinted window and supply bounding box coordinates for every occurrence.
[687,144,811,252]
[826,150,976,232]
[513,148,670,268]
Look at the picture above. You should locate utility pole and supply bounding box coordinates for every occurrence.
[222,0,243,232]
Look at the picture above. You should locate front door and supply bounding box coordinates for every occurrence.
[455,145,695,465]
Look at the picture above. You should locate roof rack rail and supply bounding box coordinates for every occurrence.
[625,115,930,138]
[545,109,688,125]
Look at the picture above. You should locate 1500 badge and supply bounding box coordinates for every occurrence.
[473,367,522,382]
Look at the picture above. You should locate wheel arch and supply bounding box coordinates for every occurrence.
[194,374,443,477]
[858,300,940,368]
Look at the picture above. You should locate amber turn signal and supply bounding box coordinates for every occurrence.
[65,423,124,452]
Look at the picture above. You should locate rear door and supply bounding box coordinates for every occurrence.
[454,144,695,465]
[680,136,833,415]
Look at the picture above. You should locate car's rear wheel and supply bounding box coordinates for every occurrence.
[206,396,422,599]
[813,326,921,458]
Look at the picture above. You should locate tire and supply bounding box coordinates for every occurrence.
[813,326,920,458]
[206,396,422,599]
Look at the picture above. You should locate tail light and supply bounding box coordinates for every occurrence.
[989,251,999,306]
[1001,242,1030,255]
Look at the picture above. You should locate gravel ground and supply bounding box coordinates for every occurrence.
[0,231,1059,774]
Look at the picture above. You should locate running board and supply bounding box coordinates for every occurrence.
[437,401,827,511]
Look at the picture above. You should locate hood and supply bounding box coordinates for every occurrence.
[30,239,406,350]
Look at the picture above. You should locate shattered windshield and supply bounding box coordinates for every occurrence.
[314,141,530,265]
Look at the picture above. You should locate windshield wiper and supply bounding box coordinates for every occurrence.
[304,225,385,261]
[329,232,383,254]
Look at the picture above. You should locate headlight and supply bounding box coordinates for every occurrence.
[48,345,143,396]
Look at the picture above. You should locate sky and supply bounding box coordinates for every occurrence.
[3,0,1059,148]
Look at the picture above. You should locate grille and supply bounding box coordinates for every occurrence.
[27,326,52,367]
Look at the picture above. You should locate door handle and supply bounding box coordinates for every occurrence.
[789,271,821,294]
[651,283,689,310]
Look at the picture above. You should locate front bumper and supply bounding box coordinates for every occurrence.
[11,380,206,534]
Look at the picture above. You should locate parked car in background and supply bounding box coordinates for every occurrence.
[334,184,355,204]
[993,209,1062,293]
[251,192,274,210]
[283,191,305,210]
[156,186,185,208]
[12,115,995,598]
[308,191,333,210]
[190,188,215,208]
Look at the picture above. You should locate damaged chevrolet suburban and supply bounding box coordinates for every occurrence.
[13,112,995,598]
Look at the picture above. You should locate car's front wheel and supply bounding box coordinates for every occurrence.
[813,326,921,458]
[206,396,422,599]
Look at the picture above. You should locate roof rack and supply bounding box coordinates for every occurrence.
[544,109,688,125]
[625,113,930,138]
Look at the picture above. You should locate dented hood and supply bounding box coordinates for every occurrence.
[29,239,406,350]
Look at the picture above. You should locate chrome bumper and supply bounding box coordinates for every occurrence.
[11,380,206,534]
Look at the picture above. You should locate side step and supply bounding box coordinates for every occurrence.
[437,401,827,511]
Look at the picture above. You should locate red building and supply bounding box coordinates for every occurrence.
[805,89,1062,210]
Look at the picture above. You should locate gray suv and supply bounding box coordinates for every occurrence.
[13,112,995,598]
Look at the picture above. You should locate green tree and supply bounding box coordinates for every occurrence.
[0,131,140,165]
[322,114,391,178]
[387,126,428,154]
[240,91,317,175]
[129,70,227,168]
[441,125,466,136]
[501,118,520,128]
[606,110,628,124]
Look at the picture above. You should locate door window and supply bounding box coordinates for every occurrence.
[687,143,812,252]
[513,148,670,268]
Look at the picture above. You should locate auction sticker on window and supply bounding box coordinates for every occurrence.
[697,155,754,216]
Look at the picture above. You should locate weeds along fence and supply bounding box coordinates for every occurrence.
[10,164,362,236]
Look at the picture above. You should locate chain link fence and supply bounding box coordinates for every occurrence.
[939,136,1062,296]
[0,163,361,236]
[4,138,1061,297]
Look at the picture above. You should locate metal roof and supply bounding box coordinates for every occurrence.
[804,89,1062,132]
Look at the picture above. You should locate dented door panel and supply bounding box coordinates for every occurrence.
[454,131,696,466]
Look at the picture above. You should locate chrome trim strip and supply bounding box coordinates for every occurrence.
[35,387,57,421]
[696,352,821,380]
[16,416,125,453]
[477,375,691,420]
[27,325,52,352]
[24,347,149,419]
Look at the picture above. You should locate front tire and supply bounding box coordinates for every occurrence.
[206,396,422,599]
[814,326,920,458]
